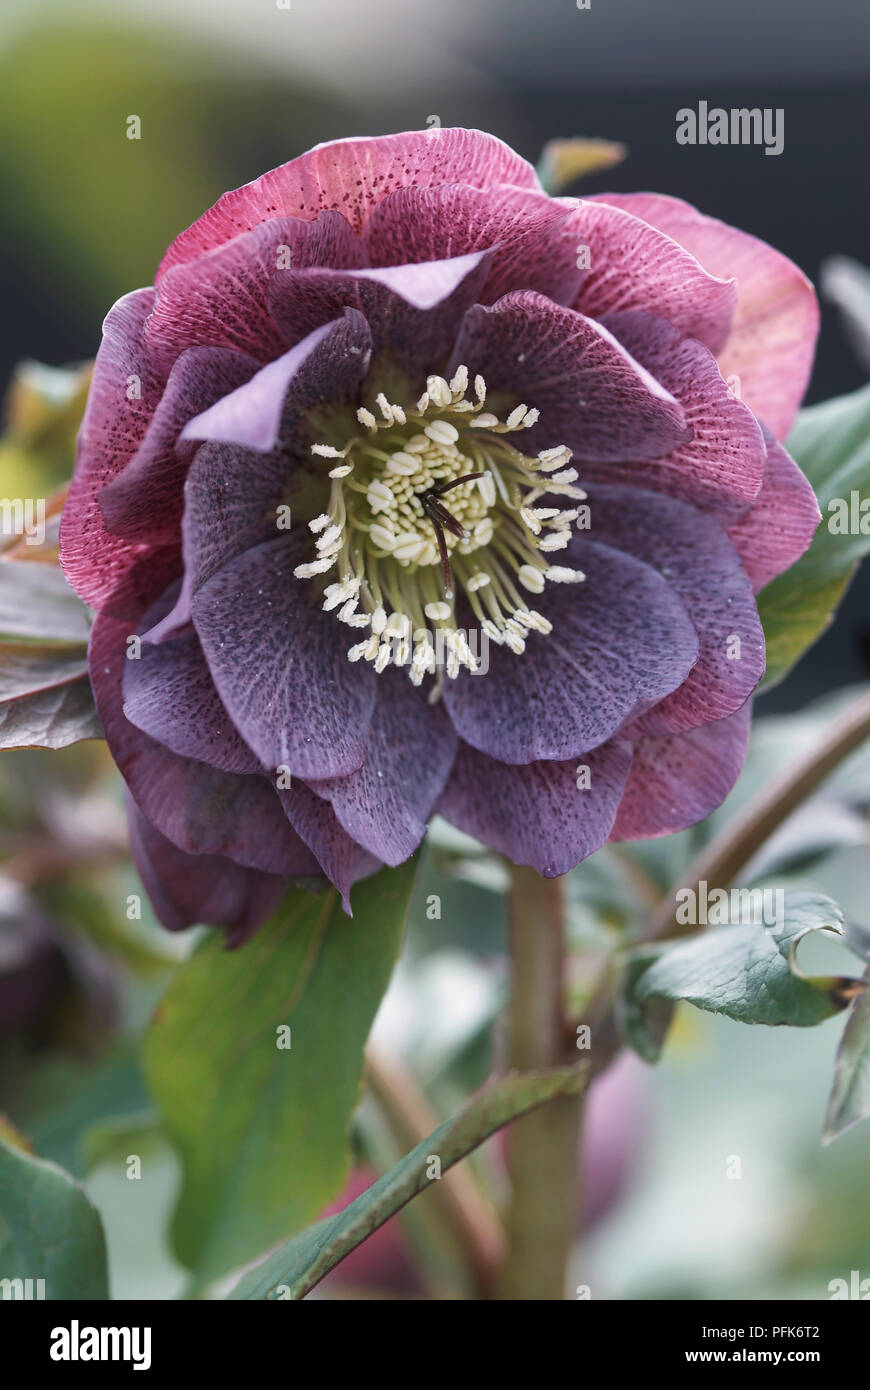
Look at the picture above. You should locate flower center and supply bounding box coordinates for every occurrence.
[296,366,587,689]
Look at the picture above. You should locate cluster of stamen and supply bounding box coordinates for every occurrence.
[295,366,586,690]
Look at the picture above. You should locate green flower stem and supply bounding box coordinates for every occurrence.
[646,686,870,943]
[497,864,583,1300]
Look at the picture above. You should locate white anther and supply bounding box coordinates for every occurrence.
[369,523,396,551]
[356,407,377,428]
[424,601,451,621]
[469,412,499,428]
[424,419,459,447]
[518,564,546,593]
[546,566,586,583]
[386,451,419,475]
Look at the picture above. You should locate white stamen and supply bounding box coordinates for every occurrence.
[546,566,586,583]
[357,407,377,428]
[424,601,451,621]
[518,564,546,593]
[424,419,459,447]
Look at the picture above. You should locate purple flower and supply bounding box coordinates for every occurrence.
[60,129,821,940]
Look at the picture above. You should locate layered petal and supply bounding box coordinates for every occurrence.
[610,701,752,841]
[363,182,587,306]
[192,532,376,780]
[726,427,820,591]
[438,738,633,876]
[91,607,318,874]
[308,671,458,865]
[571,198,737,353]
[267,251,491,382]
[123,586,260,775]
[592,192,818,437]
[145,211,364,372]
[277,780,381,913]
[156,128,540,277]
[127,795,291,944]
[585,485,765,735]
[60,289,175,613]
[443,537,699,764]
[448,292,691,462]
[99,344,258,543]
[591,311,767,523]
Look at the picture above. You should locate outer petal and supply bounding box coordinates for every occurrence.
[443,537,699,764]
[192,532,376,780]
[127,795,290,944]
[308,671,458,866]
[571,198,737,353]
[363,183,587,306]
[610,702,752,841]
[592,311,766,524]
[586,485,765,735]
[448,292,690,462]
[90,608,317,874]
[726,427,820,592]
[99,345,258,543]
[60,289,175,613]
[277,781,381,914]
[145,212,364,372]
[438,739,633,876]
[592,192,819,438]
[156,128,541,277]
[123,585,260,775]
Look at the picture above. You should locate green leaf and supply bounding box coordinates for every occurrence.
[0,1133,109,1298]
[825,978,870,1142]
[0,673,100,749]
[228,1061,587,1300]
[759,384,870,688]
[143,863,416,1285]
[625,890,862,1061]
[0,561,91,641]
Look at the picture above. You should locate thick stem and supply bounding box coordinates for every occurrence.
[497,864,582,1300]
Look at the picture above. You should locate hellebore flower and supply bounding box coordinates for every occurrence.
[60,129,821,940]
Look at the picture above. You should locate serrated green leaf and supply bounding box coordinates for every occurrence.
[0,1134,109,1298]
[228,1061,587,1301]
[626,890,861,1060]
[143,862,416,1285]
[759,384,870,688]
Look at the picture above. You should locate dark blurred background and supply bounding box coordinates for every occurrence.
[2,0,867,707]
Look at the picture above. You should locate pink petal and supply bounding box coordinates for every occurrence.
[592,193,819,438]
[156,129,540,279]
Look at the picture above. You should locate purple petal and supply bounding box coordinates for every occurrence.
[192,532,376,780]
[727,428,820,592]
[277,780,381,913]
[443,537,699,764]
[145,212,364,372]
[60,288,169,612]
[448,292,690,462]
[610,702,752,841]
[268,252,491,379]
[180,320,342,453]
[591,192,818,438]
[590,311,767,524]
[363,182,587,306]
[585,485,764,735]
[123,585,260,775]
[438,738,633,876]
[308,671,458,865]
[90,608,318,874]
[100,345,258,543]
[127,793,291,944]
